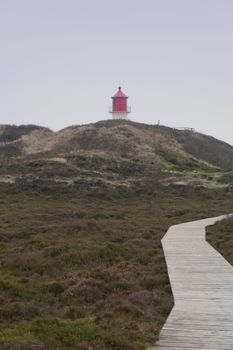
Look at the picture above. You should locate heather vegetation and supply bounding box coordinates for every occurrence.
[207,215,233,266]
[0,183,233,350]
[0,121,232,349]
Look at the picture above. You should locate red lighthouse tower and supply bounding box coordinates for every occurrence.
[110,86,131,120]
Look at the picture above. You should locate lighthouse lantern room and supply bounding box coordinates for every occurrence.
[110,86,131,120]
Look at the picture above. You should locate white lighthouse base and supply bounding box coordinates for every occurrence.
[111,112,129,120]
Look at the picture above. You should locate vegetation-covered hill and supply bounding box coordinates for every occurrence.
[0,120,232,350]
[0,120,233,193]
[1,121,233,169]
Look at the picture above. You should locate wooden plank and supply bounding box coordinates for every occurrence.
[153,214,233,349]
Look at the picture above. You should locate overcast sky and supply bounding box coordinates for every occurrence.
[1,0,233,145]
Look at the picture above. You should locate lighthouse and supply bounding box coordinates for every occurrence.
[110,86,131,120]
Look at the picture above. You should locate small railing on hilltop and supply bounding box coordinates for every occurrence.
[174,127,195,132]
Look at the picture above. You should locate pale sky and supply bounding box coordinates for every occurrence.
[1,0,233,145]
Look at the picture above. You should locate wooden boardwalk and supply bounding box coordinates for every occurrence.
[153,215,233,350]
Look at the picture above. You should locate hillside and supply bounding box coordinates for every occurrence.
[0,120,233,193]
[1,121,233,168]
[0,121,233,350]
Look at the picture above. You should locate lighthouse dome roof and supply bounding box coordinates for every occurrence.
[112,86,128,98]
